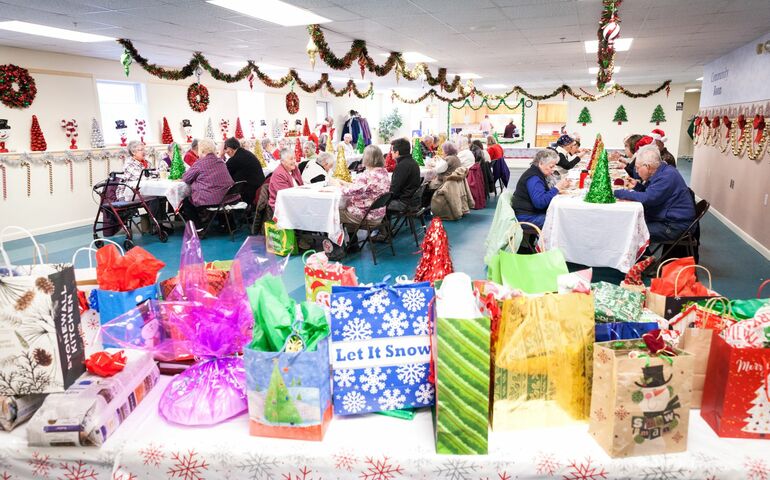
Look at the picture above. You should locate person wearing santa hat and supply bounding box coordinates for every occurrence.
[649,128,677,167]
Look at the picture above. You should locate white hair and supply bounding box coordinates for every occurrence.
[532,149,558,166]
[127,140,143,156]
[317,151,334,167]
[261,138,273,149]
[197,138,216,155]
[636,145,662,170]
[343,133,352,141]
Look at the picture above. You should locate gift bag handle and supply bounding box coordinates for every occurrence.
[71,247,98,268]
[758,279,770,299]
[673,264,713,296]
[703,296,732,317]
[301,249,317,265]
[509,222,542,253]
[0,226,45,266]
[655,257,681,278]
[89,238,125,255]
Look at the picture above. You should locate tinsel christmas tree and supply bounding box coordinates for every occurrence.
[161,117,174,144]
[435,134,446,158]
[253,139,267,167]
[234,117,244,139]
[325,133,333,153]
[412,137,424,166]
[30,115,47,151]
[355,134,365,154]
[302,118,311,137]
[294,137,303,161]
[273,120,282,139]
[264,361,302,424]
[333,145,352,182]
[414,218,453,283]
[651,104,666,125]
[168,143,185,180]
[587,133,604,175]
[578,107,592,126]
[584,149,615,204]
[204,118,215,141]
[613,105,628,125]
[90,117,105,149]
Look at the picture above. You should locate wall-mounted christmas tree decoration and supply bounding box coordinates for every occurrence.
[651,104,666,125]
[161,117,174,144]
[412,137,424,166]
[168,143,185,180]
[0,119,10,153]
[60,119,79,150]
[613,105,628,125]
[334,145,351,183]
[234,117,244,139]
[204,118,215,141]
[294,137,303,161]
[181,119,192,143]
[302,118,311,137]
[584,149,615,204]
[30,115,47,151]
[115,120,128,147]
[220,119,230,141]
[90,118,105,149]
[578,107,592,126]
[135,119,146,144]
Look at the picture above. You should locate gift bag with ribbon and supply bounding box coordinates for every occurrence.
[244,274,331,440]
[329,281,435,415]
[0,226,86,395]
[673,297,737,331]
[589,333,694,457]
[303,250,357,308]
[647,258,718,319]
[492,292,594,430]
[71,239,124,292]
[265,220,297,257]
[488,238,569,294]
[432,273,490,455]
[592,281,645,323]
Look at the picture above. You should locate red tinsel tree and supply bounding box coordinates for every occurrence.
[234,117,244,139]
[30,115,47,151]
[161,117,174,144]
[302,118,311,137]
[414,218,454,283]
[294,137,303,161]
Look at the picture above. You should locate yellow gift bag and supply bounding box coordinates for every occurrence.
[492,293,595,430]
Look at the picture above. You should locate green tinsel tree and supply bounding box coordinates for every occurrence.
[613,105,628,125]
[263,361,302,424]
[578,107,592,126]
[651,104,666,125]
[168,143,185,180]
[412,137,424,166]
[584,149,615,204]
[355,134,365,154]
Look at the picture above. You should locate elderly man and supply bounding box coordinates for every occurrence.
[224,137,264,206]
[614,146,694,242]
[341,133,356,158]
[302,151,334,184]
[388,137,421,213]
[180,138,239,229]
[649,128,677,167]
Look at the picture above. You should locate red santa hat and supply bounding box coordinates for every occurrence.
[649,128,668,143]
[634,135,654,152]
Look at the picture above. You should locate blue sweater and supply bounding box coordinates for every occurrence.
[614,163,695,224]
[526,176,559,212]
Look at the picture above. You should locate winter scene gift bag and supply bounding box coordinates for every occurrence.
[589,335,694,458]
[303,250,357,308]
[329,281,435,415]
[0,226,85,395]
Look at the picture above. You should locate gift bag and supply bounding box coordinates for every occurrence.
[701,334,770,439]
[303,250,357,308]
[95,284,159,327]
[265,220,297,256]
[595,322,659,342]
[432,273,490,455]
[589,339,693,457]
[678,328,714,408]
[0,226,86,395]
[674,297,737,331]
[592,281,645,323]
[492,293,594,430]
[71,239,124,292]
[647,259,717,319]
[483,192,522,267]
[491,247,568,294]
[330,281,435,415]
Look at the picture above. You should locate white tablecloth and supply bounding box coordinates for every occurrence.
[139,179,190,210]
[2,374,766,479]
[273,183,344,244]
[541,194,649,272]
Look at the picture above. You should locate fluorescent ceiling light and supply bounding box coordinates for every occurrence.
[696,77,703,81]
[381,52,436,63]
[588,66,620,74]
[0,21,114,42]
[584,38,633,53]
[206,0,330,26]
[685,88,701,93]
[483,84,507,89]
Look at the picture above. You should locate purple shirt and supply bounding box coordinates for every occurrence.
[182,153,238,206]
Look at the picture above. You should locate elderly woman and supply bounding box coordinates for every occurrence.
[339,145,391,228]
[430,142,461,190]
[268,148,303,209]
[614,146,695,242]
[180,138,238,228]
[341,133,355,158]
[272,139,286,160]
[302,151,335,184]
[457,137,475,168]
[430,149,473,221]
[420,135,435,159]
[302,140,317,161]
[117,141,150,202]
[510,149,571,228]
[261,138,276,162]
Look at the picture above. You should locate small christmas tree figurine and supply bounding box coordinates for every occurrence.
[161,117,174,144]
[302,118,311,137]
[414,218,454,283]
[264,360,302,424]
[333,145,352,183]
[294,137,303,162]
[578,107,592,126]
[168,143,185,180]
[435,134,446,158]
[90,117,105,148]
[234,117,244,139]
[204,118,215,141]
[651,104,666,125]
[30,115,47,151]
[584,149,615,204]
[355,134,365,154]
[588,133,604,175]
[742,374,770,436]
[412,137,424,166]
[253,139,267,167]
[613,105,628,125]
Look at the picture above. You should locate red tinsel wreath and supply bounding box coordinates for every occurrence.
[286,91,300,114]
[187,82,209,112]
[0,64,37,109]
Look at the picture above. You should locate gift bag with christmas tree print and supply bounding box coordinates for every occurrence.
[589,339,693,457]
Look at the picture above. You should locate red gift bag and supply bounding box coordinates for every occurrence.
[701,334,770,439]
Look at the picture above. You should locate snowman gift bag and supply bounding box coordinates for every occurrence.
[588,334,694,457]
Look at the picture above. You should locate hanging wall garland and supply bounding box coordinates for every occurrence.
[187,83,209,112]
[692,111,769,161]
[447,98,529,144]
[0,64,37,109]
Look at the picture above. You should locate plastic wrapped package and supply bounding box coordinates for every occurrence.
[0,395,46,431]
[27,349,158,446]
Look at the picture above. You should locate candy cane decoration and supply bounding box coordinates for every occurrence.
[45,160,53,195]
[21,160,31,197]
[135,119,146,144]
[0,163,6,200]
[88,157,93,186]
[66,159,74,191]
[60,119,79,150]
[249,120,256,139]
[220,119,230,141]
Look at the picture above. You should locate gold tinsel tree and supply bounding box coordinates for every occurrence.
[253,139,267,167]
[325,134,334,153]
[435,133,447,158]
[333,145,352,182]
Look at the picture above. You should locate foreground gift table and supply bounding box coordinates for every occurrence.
[273,182,344,244]
[541,193,649,273]
[2,375,765,479]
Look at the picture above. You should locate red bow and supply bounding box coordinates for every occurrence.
[753,114,766,143]
[642,330,677,357]
[710,116,720,129]
[85,350,127,377]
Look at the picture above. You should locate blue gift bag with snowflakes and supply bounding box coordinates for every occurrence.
[329,282,436,415]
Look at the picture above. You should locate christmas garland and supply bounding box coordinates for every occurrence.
[0,64,37,109]
[692,112,769,161]
[447,98,528,144]
[596,0,622,90]
[187,83,209,112]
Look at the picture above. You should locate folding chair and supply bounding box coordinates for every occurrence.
[649,198,710,263]
[389,183,428,248]
[344,192,394,265]
[200,181,248,240]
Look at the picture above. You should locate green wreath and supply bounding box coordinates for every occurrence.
[0,64,37,109]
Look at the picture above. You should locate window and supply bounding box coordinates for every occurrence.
[237,91,267,137]
[316,100,331,123]
[96,80,149,145]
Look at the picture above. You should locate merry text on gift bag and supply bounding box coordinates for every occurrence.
[330,282,435,415]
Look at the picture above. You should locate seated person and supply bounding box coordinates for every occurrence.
[224,137,264,206]
[420,135,435,158]
[457,137,475,168]
[429,142,461,191]
[303,140,317,162]
[116,140,169,232]
[302,151,335,184]
[511,149,571,228]
[486,135,504,162]
[261,138,276,162]
[268,148,304,210]
[650,128,677,167]
[337,145,391,227]
[430,155,473,221]
[183,139,199,167]
[180,138,239,228]
[612,134,646,180]
[341,133,356,158]
[547,135,582,175]
[272,139,286,160]
[614,146,695,242]
[160,142,176,169]
[388,137,421,213]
